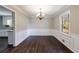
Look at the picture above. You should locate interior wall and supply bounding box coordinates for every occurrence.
[15,12,30,46]
[70,6,79,35]
[53,5,79,36]
[28,18,54,29]
[53,7,70,31]
[51,6,79,53]
[53,16,60,30]
[15,12,29,32]
[4,5,29,32]
[27,17,55,36]
[5,5,30,46]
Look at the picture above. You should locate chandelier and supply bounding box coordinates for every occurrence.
[36,8,45,20]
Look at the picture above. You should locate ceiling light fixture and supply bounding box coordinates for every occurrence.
[36,8,45,20]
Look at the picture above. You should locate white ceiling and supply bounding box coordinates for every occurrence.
[17,5,70,19]
[19,5,64,15]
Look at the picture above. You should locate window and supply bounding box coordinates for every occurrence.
[60,11,70,34]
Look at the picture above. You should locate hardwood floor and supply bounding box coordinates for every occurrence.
[3,36,73,53]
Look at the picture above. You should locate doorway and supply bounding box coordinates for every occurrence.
[0,5,15,52]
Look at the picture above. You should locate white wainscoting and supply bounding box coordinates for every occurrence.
[70,33,79,53]
[52,29,79,53]
[14,29,54,46]
[14,29,79,53]
[14,30,29,46]
[27,29,53,36]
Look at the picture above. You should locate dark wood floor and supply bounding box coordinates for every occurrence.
[3,36,73,53]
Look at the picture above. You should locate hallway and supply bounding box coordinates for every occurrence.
[3,36,72,53]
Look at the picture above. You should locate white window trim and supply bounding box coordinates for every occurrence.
[59,10,70,34]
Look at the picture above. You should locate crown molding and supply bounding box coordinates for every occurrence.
[2,5,27,16]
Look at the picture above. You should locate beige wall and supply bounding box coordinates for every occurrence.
[53,7,70,30]
[28,18,54,29]
[15,12,29,32]
[53,5,79,35]
[5,5,29,32]
[70,6,79,34]
[4,5,30,46]
[53,16,60,30]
